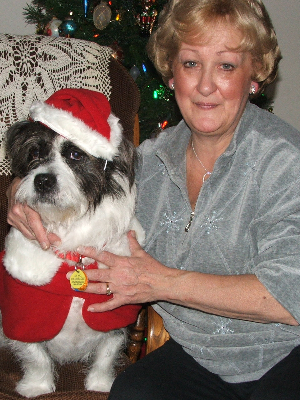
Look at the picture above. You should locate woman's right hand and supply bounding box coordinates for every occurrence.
[6,177,60,250]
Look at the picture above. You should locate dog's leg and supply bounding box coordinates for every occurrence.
[10,341,55,398]
[85,329,125,392]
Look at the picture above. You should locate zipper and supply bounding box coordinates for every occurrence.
[185,211,195,232]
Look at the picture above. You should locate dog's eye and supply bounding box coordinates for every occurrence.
[70,150,83,161]
[29,148,40,160]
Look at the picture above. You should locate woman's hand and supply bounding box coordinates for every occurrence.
[77,231,174,312]
[6,177,60,250]
[77,231,298,325]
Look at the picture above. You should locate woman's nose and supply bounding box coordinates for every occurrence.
[196,68,217,96]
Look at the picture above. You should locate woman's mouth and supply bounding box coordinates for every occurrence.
[195,102,218,110]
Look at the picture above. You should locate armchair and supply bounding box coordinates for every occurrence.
[0,33,169,399]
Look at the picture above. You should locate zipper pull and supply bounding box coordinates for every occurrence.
[185,211,195,232]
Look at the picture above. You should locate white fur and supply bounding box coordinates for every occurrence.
[2,134,144,397]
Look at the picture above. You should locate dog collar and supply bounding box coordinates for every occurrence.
[54,250,83,263]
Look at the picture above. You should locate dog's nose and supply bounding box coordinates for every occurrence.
[34,173,57,193]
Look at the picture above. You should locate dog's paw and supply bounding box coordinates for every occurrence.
[85,372,114,393]
[16,380,55,398]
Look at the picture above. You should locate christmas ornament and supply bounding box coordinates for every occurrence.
[83,0,90,17]
[60,12,77,37]
[93,2,112,30]
[45,17,62,37]
[137,0,158,36]
[129,65,140,81]
[142,63,147,73]
[110,41,124,62]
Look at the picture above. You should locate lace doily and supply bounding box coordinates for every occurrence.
[0,34,113,176]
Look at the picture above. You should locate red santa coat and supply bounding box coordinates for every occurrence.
[0,251,141,342]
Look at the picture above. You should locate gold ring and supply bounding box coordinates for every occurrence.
[106,283,112,296]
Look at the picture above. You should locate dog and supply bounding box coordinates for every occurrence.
[0,88,144,398]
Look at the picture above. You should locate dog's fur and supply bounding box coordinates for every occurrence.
[1,119,144,397]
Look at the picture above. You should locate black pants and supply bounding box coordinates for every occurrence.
[109,338,300,400]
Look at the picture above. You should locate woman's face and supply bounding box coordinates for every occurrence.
[169,25,257,140]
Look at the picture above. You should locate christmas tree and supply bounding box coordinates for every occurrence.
[23,0,181,143]
[23,0,272,143]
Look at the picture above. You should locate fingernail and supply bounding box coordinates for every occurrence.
[41,242,49,250]
[131,230,136,238]
[53,240,61,247]
[77,246,85,253]
[66,272,72,279]
[88,307,95,312]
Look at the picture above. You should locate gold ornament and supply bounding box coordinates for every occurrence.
[93,2,112,30]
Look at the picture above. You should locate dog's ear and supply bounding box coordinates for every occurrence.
[5,121,29,157]
[5,121,56,177]
[113,137,136,189]
[5,121,31,176]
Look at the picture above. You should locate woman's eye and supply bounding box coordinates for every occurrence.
[70,150,83,161]
[183,61,197,68]
[221,63,235,71]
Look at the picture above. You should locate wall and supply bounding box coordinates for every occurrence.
[0,0,34,35]
[263,0,300,131]
[0,0,299,131]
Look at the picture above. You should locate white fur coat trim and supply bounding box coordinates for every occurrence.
[29,101,122,160]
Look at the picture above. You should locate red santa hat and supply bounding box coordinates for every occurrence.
[29,88,122,160]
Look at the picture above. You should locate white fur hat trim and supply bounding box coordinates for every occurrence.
[29,100,122,160]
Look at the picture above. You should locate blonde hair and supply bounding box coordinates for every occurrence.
[147,0,281,92]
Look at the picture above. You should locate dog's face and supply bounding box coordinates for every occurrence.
[6,121,135,225]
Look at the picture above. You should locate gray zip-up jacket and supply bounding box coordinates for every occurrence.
[136,102,300,383]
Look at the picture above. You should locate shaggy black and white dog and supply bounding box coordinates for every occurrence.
[0,89,144,398]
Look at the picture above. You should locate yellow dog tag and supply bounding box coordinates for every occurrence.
[70,269,88,291]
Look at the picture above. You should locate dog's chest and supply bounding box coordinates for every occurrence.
[46,297,106,363]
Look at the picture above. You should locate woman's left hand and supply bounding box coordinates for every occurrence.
[74,231,168,312]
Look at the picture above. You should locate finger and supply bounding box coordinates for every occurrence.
[83,271,111,286]
[84,281,108,294]
[7,203,36,240]
[127,230,143,254]
[87,297,125,313]
[96,250,123,268]
[77,246,124,269]
[17,222,37,241]
[76,245,101,260]
[7,202,27,226]
[47,232,62,246]
[23,204,50,250]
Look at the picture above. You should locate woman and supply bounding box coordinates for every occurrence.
[7,0,300,398]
